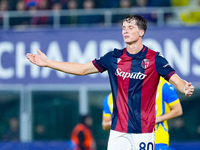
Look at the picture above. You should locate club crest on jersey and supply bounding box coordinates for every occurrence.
[141,59,149,69]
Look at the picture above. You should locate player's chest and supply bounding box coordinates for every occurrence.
[114,57,154,72]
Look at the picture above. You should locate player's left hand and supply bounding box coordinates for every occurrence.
[184,82,194,97]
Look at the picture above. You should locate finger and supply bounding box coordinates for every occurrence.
[26,53,34,59]
[185,92,192,97]
[187,82,192,87]
[37,49,43,55]
[190,87,194,91]
[26,53,32,58]
[187,95,191,97]
[185,90,194,97]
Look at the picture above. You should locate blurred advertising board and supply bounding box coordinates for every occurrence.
[0,26,199,85]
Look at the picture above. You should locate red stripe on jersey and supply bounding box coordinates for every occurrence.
[141,49,159,133]
[92,60,104,73]
[166,71,175,81]
[115,49,132,132]
[142,46,147,52]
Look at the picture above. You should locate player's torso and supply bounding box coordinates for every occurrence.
[109,47,160,133]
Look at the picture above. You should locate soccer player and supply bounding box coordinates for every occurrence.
[102,93,113,131]
[26,14,194,150]
[102,77,183,150]
[155,77,183,150]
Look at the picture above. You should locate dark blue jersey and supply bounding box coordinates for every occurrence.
[92,45,175,133]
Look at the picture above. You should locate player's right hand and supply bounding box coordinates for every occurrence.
[26,49,48,67]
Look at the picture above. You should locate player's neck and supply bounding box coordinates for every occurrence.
[126,42,143,54]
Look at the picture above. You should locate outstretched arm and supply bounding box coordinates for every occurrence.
[169,74,194,97]
[26,49,99,75]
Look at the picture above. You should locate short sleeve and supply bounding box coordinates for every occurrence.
[155,53,175,81]
[103,95,112,117]
[162,82,179,105]
[92,51,112,73]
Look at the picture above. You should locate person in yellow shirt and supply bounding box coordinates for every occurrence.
[155,77,183,150]
[102,77,183,150]
[102,93,113,131]
[171,0,200,25]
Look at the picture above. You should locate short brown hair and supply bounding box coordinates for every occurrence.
[123,14,148,35]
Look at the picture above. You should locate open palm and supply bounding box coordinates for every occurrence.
[26,49,48,67]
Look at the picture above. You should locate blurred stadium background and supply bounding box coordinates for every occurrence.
[0,0,200,149]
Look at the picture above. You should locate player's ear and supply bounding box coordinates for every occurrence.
[139,29,145,37]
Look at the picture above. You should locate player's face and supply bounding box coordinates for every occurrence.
[122,19,144,44]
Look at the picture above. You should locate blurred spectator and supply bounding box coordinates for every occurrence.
[50,0,69,9]
[179,11,200,25]
[112,0,132,24]
[10,0,30,27]
[67,0,78,10]
[16,0,27,11]
[134,0,157,24]
[82,0,95,10]
[48,1,66,26]
[27,0,38,11]
[78,0,104,26]
[51,1,62,10]
[25,0,44,8]
[27,1,40,26]
[30,0,50,26]
[0,0,10,27]
[135,0,148,7]
[119,0,132,8]
[179,0,200,25]
[34,123,47,140]
[171,0,190,6]
[39,0,51,10]
[194,125,200,139]
[71,115,96,150]
[2,117,19,141]
[65,0,79,26]
[0,0,9,11]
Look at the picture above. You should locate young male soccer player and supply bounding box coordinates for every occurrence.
[102,77,183,150]
[155,77,183,150]
[26,14,194,150]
